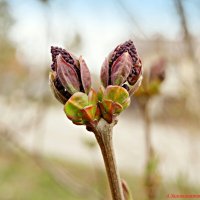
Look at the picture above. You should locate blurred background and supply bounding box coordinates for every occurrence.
[0,0,200,199]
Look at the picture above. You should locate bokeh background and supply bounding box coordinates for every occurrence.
[0,0,200,199]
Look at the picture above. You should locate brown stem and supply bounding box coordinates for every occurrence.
[93,119,125,200]
[143,103,156,200]
[143,103,153,160]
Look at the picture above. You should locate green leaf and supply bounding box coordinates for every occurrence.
[102,99,114,113]
[103,85,130,109]
[88,88,98,105]
[64,92,88,122]
[97,86,105,102]
[98,102,113,124]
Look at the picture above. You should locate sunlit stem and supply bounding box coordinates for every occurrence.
[93,119,125,200]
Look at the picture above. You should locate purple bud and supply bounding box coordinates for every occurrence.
[50,46,91,104]
[150,58,166,82]
[100,40,142,94]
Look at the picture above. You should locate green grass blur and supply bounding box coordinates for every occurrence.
[0,142,199,200]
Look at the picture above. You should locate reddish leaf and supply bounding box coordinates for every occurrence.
[81,105,96,122]
[97,86,105,101]
[88,88,98,105]
[94,106,101,121]
[112,102,123,114]
[57,54,80,94]
[111,52,132,86]
[102,99,114,114]
[100,58,109,87]
[79,56,91,94]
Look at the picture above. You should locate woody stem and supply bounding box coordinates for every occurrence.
[93,119,125,200]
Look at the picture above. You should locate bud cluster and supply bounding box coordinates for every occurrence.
[49,40,143,127]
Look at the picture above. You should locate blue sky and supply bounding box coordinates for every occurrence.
[8,0,200,71]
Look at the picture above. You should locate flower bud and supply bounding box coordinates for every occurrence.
[149,58,166,82]
[50,46,91,104]
[100,40,142,95]
[135,58,166,98]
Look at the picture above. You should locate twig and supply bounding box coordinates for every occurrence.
[142,103,157,200]
[93,119,125,200]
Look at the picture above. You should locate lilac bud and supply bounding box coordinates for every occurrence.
[135,58,166,98]
[50,46,91,104]
[100,40,142,95]
[150,58,166,82]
